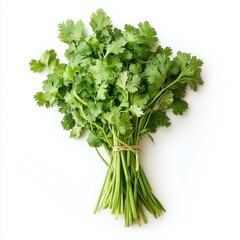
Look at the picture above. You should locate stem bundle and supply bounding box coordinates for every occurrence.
[94,143,165,226]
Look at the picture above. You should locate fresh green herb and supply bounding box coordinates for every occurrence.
[30,9,203,227]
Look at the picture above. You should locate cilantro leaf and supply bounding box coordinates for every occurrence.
[96,83,108,100]
[123,24,139,43]
[145,62,162,85]
[88,102,103,119]
[171,83,187,99]
[118,112,132,134]
[57,100,69,113]
[102,107,120,125]
[116,71,128,90]
[105,37,127,56]
[61,113,75,130]
[158,90,174,109]
[126,75,140,93]
[171,99,188,115]
[91,60,111,85]
[34,92,51,108]
[64,92,79,109]
[129,63,142,75]
[87,132,102,147]
[147,111,171,133]
[174,52,191,71]
[76,41,92,56]
[30,49,66,74]
[132,94,148,109]
[138,21,158,47]
[63,66,76,84]
[90,9,112,32]
[129,104,143,117]
[29,60,45,72]
[70,126,84,139]
[58,19,85,43]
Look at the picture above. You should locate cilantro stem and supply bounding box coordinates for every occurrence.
[92,122,113,147]
[95,147,108,166]
[72,88,87,106]
[111,132,134,152]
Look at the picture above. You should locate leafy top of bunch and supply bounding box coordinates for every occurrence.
[30,9,203,147]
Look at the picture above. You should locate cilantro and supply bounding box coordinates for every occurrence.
[90,9,112,32]
[171,99,188,115]
[105,37,127,57]
[58,19,85,43]
[61,113,75,130]
[30,9,204,227]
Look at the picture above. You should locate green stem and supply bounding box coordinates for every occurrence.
[95,148,108,166]
[94,133,165,226]
[72,87,87,106]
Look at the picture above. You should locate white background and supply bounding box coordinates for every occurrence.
[0,0,240,239]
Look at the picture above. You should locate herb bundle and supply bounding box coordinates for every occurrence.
[30,9,203,226]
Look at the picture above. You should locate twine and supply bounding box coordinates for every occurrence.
[112,145,141,152]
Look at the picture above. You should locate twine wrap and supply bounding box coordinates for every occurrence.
[112,145,141,152]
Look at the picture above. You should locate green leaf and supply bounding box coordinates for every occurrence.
[158,90,174,109]
[107,56,123,70]
[57,100,69,113]
[105,37,127,56]
[116,71,128,90]
[63,66,76,85]
[118,112,132,134]
[88,102,103,119]
[90,60,111,85]
[129,63,142,75]
[175,52,191,71]
[30,49,65,74]
[72,109,84,125]
[132,94,148,109]
[64,92,79,109]
[87,132,102,147]
[171,99,188,115]
[171,83,187,99]
[133,44,152,61]
[61,113,75,130]
[129,104,143,117]
[145,61,162,85]
[156,52,172,77]
[88,36,105,56]
[190,75,204,91]
[126,75,140,93]
[70,126,84,139]
[42,73,63,97]
[29,60,45,72]
[102,107,120,124]
[119,51,132,62]
[177,54,204,91]
[138,21,158,47]
[58,19,85,43]
[34,92,50,108]
[42,79,58,94]
[124,24,139,43]
[96,83,108,100]
[76,41,92,56]
[90,9,112,32]
[39,49,57,65]
[147,111,171,133]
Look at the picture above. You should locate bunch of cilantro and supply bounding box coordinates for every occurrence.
[30,9,203,226]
